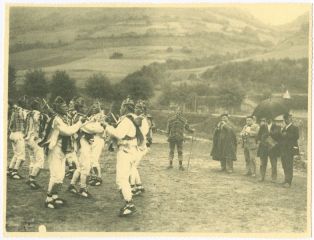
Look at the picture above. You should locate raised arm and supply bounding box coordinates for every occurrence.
[81,121,104,134]
[54,117,82,136]
[105,118,131,140]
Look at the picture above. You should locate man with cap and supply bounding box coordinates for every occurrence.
[129,100,150,195]
[257,117,282,182]
[101,97,143,216]
[8,96,29,179]
[280,113,299,188]
[43,96,86,209]
[211,113,237,173]
[68,97,104,198]
[166,107,194,170]
[240,115,259,177]
[24,98,46,189]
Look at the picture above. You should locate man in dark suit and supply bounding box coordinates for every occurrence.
[257,118,282,182]
[211,113,237,173]
[280,113,299,188]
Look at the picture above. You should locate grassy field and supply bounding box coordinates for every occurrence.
[6,134,308,233]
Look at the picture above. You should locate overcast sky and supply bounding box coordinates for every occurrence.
[238,4,311,26]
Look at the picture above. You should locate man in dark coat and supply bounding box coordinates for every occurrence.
[280,113,299,188]
[257,118,282,182]
[211,113,237,173]
[166,107,194,170]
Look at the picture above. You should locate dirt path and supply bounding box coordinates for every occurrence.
[6,134,308,233]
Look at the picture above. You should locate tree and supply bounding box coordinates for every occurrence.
[217,80,245,112]
[50,70,77,103]
[85,73,112,101]
[8,65,17,100]
[23,69,48,98]
[118,73,154,100]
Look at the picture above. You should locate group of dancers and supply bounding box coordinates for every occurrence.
[8,95,154,216]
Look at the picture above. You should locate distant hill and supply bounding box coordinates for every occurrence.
[8,7,310,87]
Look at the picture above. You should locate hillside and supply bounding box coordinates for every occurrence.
[8,7,310,88]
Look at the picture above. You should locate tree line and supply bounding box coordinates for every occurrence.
[201,58,309,92]
[8,66,154,105]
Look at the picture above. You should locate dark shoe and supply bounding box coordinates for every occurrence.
[28,180,41,190]
[179,165,185,171]
[65,171,74,179]
[67,184,78,194]
[88,176,96,185]
[90,178,102,186]
[88,179,96,186]
[45,200,58,209]
[132,188,141,197]
[137,185,145,193]
[167,165,173,169]
[244,172,252,176]
[79,188,92,198]
[7,170,12,177]
[11,172,23,180]
[53,198,66,205]
[119,202,137,217]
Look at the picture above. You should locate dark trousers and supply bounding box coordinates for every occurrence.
[169,140,183,164]
[281,153,294,185]
[220,158,233,172]
[260,155,277,180]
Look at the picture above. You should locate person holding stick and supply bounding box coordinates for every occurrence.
[166,107,194,171]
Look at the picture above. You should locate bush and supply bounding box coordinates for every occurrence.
[23,69,48,98]
[85,73,112,101]
[50,70,77,103]
[110,52,123,59]
[117,73,154,100]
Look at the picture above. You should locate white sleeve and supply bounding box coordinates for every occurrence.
[141,118,150,136]
[81,121,104,134]
[54,116,82,136]
[106,118,131,140]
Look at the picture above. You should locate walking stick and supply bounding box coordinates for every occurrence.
[187,132,195,172]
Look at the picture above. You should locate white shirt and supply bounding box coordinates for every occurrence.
[140,115,150,137]
[106,114,137,147]
[48,116,82,150]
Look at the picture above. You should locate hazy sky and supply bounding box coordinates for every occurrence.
[238,4,311,26]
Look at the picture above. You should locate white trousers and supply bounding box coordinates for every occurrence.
[91,136,104,171]
[71,137,93,188]
[26,136,45,175]
[47,144,66,184]
[116,146,139,202]
[9,132,25,169]
[65,151,78,166]
[130,146,148,185]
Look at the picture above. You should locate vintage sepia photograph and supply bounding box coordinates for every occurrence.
[3,2,312,236]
